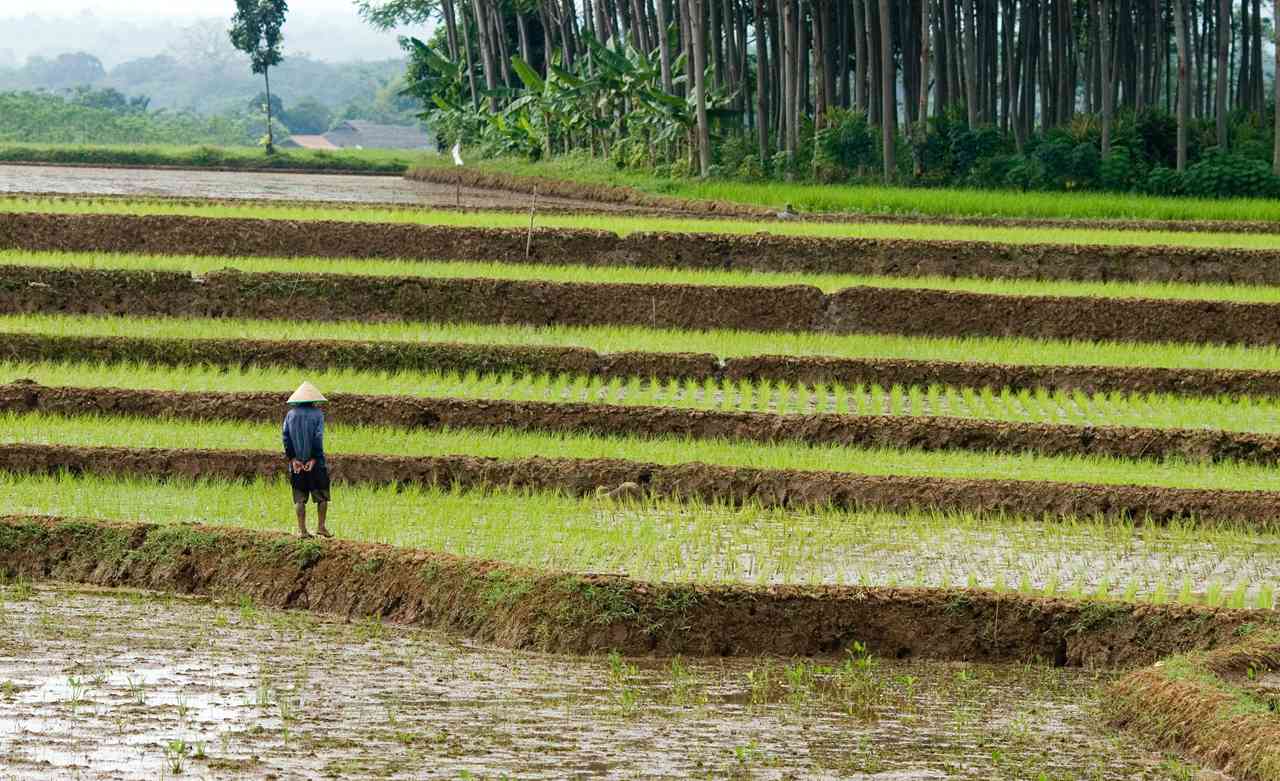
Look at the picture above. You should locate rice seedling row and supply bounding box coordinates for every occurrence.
[9,410,1280,494]
[13,312,1280,375]
[9,264,1280,346]
[16,249,1280,304]
[3,471,1276,609]
[6,194,1280,251]
[8,434,1280,528]
[11,359,1280,436]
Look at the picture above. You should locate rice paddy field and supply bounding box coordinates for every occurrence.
[0,173,1278,779]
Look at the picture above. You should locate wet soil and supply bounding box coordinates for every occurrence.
[4,440,1280,526]
[7,382,1280,467]
[0,164,649,212]
[0,582,1219,781]
[0,515,1269,667]
[0,265,821,335]
[5,264,1280,346]
[8,211,1280,285]
[8,331,1280,399]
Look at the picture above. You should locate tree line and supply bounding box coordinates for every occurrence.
[363,0,1280,196]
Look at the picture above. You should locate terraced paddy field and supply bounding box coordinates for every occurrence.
[2,193,1279,779]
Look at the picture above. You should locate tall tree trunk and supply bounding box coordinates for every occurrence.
[440,0,461,60]
[918,0,931,133]
[1274,0,1280,173]
[1100,0,1114,155]
[471,0,500,111]
[460,1,479,108]
[853,0,868,111]
[1251,0,1263,113]
[1003,0,1023,151]
[1174,0,1189,170]
[1216,0,1229,147]
[1238,0,1250,112]
[962,0,978,126]
[754,0,769,161]
[689,0,712,175]
[516,10,531,65]
[878,0,895,182]
[656,0,675,92]
[263,67,275,154]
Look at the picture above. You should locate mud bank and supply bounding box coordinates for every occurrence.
[0,266,819,334]
[1108,636,1280,780]
[8,211,1280,284]
[8,331,1280,399]
[5,383,1280,467]
[5,265,1280,345]
[4,442,1280,525]
[0,514,1269,665]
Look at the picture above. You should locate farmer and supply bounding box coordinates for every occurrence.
[283,381,332,538]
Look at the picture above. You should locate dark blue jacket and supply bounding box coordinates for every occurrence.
[282,404,325,466]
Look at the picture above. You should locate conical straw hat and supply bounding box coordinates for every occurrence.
[287,381,327,405]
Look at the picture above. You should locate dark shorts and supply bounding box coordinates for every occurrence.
[290,463,331,504]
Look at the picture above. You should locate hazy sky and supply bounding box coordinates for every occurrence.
[1,1,422,63]
[12,0,363,18]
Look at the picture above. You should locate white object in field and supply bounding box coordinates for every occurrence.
[451,142,464,166]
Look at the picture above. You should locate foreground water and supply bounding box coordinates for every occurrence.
[0,582,1218,780]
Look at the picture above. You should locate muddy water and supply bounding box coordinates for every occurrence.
[0,583,1216,780]
[0,164,634,211]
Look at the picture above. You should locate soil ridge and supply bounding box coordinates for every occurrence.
[5,265,1280,345]
[9,211,1280,284]
[4,383,1278,466]
[7,332,1280,398]
[0,514,1269,666]
[3,442,1280,524]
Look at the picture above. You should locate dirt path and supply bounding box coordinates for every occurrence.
[0,163,645,211]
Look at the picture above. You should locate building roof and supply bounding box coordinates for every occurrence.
[281,134,339,150]
[325,120,432,150]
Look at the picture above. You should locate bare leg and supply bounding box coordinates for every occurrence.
[316,502,331,537]
[295,502,310,536]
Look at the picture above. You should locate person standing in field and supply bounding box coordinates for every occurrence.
[283,382,332,538]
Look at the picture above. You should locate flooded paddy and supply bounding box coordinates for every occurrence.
[0,582,1216,780]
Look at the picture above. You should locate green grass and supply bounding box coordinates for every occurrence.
[5,195,1280,250]
[0,143,421,174]
[414,153,1280,223]
[2,471,1276,604]
[9,360,1280,435]
[12,250,1280,303]
[5,410,1280,492]
[8,313,1280,372]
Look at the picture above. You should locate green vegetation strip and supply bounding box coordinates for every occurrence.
[1108,636,1280,780]
[1,471,1275,606]
[5,410,1280,493]
[12,250,1280,304]
[9,314,1280,373]
[9,360,1280,436]
[4,196,1280,250]
[413,155,1280,224]
[0,144,417,173]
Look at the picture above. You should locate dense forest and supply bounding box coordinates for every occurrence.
[368,0,1280,196]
